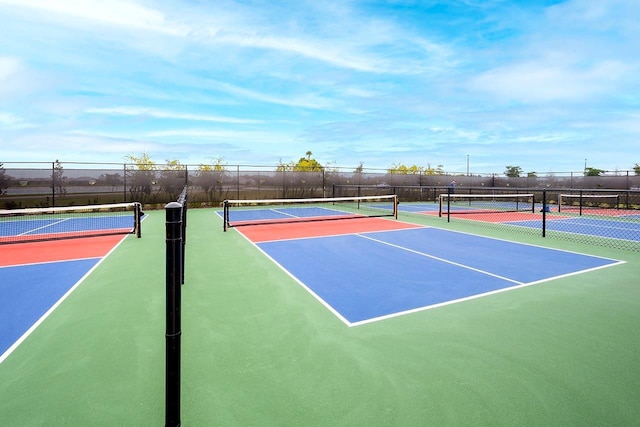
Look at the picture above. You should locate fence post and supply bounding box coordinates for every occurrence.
[165,201,183,427]
[123,164,127,203]
[236,165,240,200]
[447,186,452,223]
[51,162,56,207]
[542,190,547,238]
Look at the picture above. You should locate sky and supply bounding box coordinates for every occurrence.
[0,0,638,174]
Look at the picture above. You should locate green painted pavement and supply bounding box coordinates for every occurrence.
[1,209,639,426]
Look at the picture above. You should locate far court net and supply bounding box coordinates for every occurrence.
[222,195,398,231]
[0,202,143,244]
[558,193,620,214]
[439,193,535,217]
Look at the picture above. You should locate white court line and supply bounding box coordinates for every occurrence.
[0,234,130,364]
[236,224,625,328]
[19,218,71,236]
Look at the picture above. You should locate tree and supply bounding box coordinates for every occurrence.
[196,157,227,201]
[354,162,364,174]
[387,163,423,174]
[424,163,445,176]
[504,165,522,177]
[160,159,187,200]
[276,151,324,197]
[52,159,67,197]
[125,152,157,202]
[276,151,324,172]
[584,167,605,176]
[527,171,537,178]
[294,151,323,172]
[633,163,640,176]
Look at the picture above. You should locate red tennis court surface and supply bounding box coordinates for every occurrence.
[559,207,639,217]
[448,212,571,223]
[0,235,125,267]
[237,217,422,243]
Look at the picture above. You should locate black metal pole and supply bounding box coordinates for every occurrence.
[180,190,187,285]
[51,162,56,207]
[447,186,451,223]
[123,164,127,203]
[223,200,228,232]
[542,190,547,238]
[135,203,142,238]
[579,190,583,216]
[165,202,183,427]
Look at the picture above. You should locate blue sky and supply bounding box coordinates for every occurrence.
[0,0,638,174]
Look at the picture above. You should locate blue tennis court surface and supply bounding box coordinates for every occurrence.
[397,202,438,213]
[508,217,640,241]
[0,259,100,357]
[256,227,623,326]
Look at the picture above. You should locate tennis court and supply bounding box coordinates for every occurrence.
[240,220,622,326]
[0,203,143,361]
[1,200,640,426]
[398,199,640,245]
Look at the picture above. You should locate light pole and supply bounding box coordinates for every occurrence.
[466,154,470,177]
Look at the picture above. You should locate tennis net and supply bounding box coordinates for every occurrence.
[0,202,142,244]
[223,195,398,231]
[439,193,535,216]
[558,193,619,214]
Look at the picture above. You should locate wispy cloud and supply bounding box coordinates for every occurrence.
[469,59,630,103]
[0,112,35,130]
[0,0,188,35]
[0,56,21,81]
[85,107,263,124]
[144,128,295,144]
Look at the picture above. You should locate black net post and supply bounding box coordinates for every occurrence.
[223,200,229,232]
[135,203,143,238]
[579,190,583,216]
[165,201,183,427]
[447,186,452,223]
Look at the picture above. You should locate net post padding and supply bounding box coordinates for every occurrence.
[134,202,143,238]
[393,195,398,219]
[223,200,229,232]
[164,201,183,427]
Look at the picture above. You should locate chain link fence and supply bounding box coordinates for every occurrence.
[1,162,639,251]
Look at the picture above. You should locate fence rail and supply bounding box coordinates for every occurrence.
[1,162,638,251]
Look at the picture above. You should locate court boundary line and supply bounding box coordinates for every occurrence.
[349,252,625,327]
[246,223,422,244]
[233,222,625,328]
[0,234,130,364]
[234,228,352,325]
[417,225,624,263]
[506,216,640,244]
[0,256,103,270]
[350,231,625,326]
[357,233,524,285]
[238,215,423,244]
